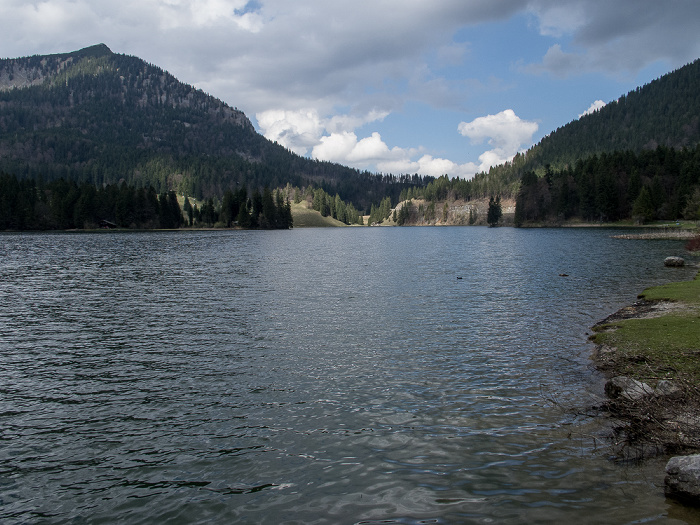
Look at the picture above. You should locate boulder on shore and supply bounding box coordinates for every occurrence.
[665,454,700,505]
[604,376,654,400]
[665,256,685,267]
[655,379,682,398]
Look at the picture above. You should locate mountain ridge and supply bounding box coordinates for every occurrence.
[0,44,424,210]
[1,45,698,218]
[532,58,700,163]
[485,58,700,186]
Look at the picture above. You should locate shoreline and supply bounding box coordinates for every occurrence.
[611,231,699,240]
[589,269,700,462]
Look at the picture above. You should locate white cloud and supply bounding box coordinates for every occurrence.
[579,99,606,118]
[255,109,325,155]
[415,155,479,179]
[375,154,478,179]
[458,109,538,170]
[256,108,389,156]
[347,132,395,163]
[313,131,407,170]
[313,131,359,162]
[312,131,479,178]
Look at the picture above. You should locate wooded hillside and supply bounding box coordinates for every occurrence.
[0,44,429,212]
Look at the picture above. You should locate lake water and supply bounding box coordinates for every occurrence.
[1,227,699,524]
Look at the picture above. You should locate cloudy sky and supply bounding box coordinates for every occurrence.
[2,1,699,178]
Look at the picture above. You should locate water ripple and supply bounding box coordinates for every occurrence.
[1,229,698,524]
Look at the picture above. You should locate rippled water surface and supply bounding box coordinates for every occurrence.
[1,227,699,524]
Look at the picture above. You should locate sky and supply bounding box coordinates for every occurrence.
[2,1,700,179]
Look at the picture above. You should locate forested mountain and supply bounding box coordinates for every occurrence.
[2,44,699,227]
[461,58,700,224]
[527,59,700,168]
[481,59,700,193]
[0,44,428,211]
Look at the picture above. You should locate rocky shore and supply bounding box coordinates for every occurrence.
[591,287,700,504]
[611,230,699,240]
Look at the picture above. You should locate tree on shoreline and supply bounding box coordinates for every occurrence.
[513,145,700,225]
[487,195,502,227]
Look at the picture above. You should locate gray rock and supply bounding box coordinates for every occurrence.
[665,256,685,267]
[604,376,654,400]
[665,454,700,504]
[655,379,682,398]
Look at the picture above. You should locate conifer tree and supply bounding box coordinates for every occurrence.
[487,195,502,227]
[631,186,655,223]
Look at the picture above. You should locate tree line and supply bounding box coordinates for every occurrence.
[514,145,700,225]
[303,185,363,225]
[0,173,293,230]
[397,171,520,204]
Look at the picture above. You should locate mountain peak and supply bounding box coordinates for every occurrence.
[72,43,112,59]
[0,43,114,91]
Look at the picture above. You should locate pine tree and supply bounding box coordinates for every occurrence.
[236,201,251,227]
[487,195,502,227]
[631,186,655,224]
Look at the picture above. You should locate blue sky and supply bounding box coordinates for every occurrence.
[2,0,699,178]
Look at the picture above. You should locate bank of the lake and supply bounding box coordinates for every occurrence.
[591,267,700,460]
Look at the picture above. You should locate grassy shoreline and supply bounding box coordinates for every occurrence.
[590,268,700,456]
[592,270,700,383]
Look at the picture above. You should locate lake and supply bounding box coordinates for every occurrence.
[1,227,699,524]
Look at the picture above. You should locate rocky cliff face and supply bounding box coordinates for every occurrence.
[0,60,54,91]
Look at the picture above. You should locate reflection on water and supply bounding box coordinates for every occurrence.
[0,227,698,524]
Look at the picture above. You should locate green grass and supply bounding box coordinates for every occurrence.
[592,271,700,382]
[290,202,347,227]
[593,314,700,380]
[638,271,700,305]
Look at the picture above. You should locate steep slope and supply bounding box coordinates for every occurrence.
[0,44,423,210]
[482,58,700,192]
[528,58,700,168]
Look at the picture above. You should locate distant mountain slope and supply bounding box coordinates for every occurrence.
[0,44,424,210]
[501,59,700,224]
[481,58,700,192]
[527,58,700,168]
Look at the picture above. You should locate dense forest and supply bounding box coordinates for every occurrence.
[0,173,293,230]
[529,59,700,167]
[0,44,431,212]
[514,145,700,225]
[452,58,700,217]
